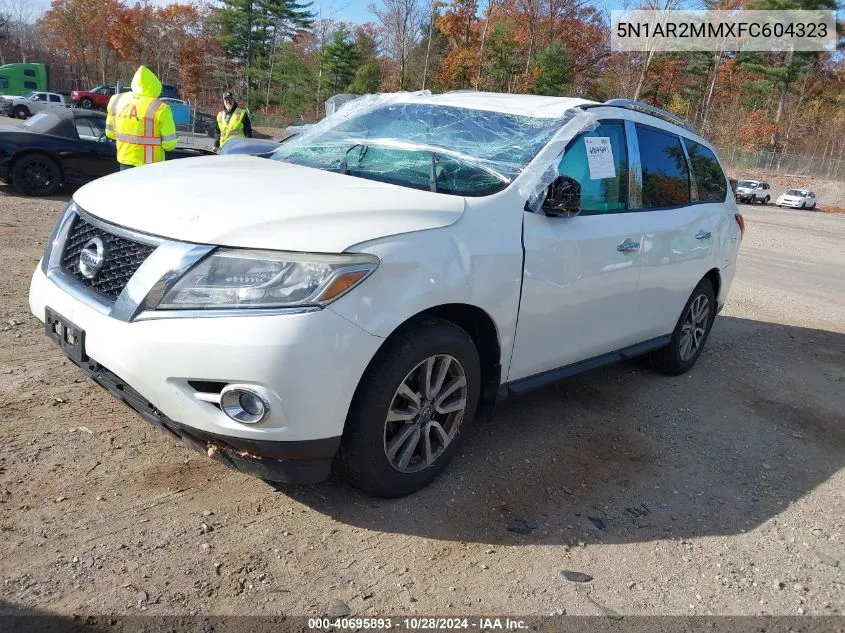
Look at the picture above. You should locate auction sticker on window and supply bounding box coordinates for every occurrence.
[585,137,616,179]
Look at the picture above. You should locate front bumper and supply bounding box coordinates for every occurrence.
[67,352,340,483]
[776,199,804,208]
[29,208,385,484]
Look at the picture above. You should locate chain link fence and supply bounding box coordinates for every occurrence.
[168,104,218,149]
[718,147,845,182]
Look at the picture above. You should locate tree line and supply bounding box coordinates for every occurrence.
[0,0,842,160]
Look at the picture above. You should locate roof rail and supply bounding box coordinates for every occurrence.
[583,99,697,133]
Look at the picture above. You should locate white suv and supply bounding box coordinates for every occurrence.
[735,179,771,204]
[29,92,743,497]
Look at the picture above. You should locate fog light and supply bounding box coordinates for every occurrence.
[220,386,270,424]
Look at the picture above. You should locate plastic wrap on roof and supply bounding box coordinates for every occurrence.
[272,91,598,198]
[324,93,359,116]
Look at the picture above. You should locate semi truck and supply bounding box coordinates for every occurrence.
[0,63,50,96]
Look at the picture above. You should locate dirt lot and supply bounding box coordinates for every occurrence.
[1,188,843,623]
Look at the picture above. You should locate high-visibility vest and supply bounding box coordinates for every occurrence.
[217,108,246,147]
[107,94,178,166]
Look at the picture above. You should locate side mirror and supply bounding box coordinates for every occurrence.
[542,175,581,218]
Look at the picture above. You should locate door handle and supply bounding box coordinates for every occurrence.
[617,238,641,253]
[695,230,712,240]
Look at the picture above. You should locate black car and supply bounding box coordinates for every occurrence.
[0,109,211,196]
[160,84,181,100]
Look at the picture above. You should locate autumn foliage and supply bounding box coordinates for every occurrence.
[0,0,841,162]
[35,0,219,104]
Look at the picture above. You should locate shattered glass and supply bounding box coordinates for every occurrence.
[271,91,597,199]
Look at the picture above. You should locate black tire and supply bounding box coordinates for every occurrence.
[800,201,806,209]
[11,154,62,197]
[79,98,93,110]
[763,196,770,205]
[13,105,29,120]
[335,317,481,497]
[810,202,816,210]
[645,277,716,376]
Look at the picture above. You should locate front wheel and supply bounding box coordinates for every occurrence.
[645,277,716,376]
[335,317,481,497]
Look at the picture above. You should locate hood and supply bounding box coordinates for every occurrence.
[72,155,466,252]
[219,137,283,156]
[131,66,162,98]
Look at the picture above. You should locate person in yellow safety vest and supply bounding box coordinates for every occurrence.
[105,66,178,170]
[214,91,252,152]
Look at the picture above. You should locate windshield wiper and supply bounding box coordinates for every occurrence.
[339,144,369,175]
[429,153,438,193]
[331,138,511,189]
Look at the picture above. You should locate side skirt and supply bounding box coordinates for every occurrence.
[500,335,672,397]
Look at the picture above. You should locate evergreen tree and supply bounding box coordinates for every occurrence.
[482,23,520,92]
[216,0,315,108]
[740,0,838,149]
[532,42,572,96]
[321,24,358,95]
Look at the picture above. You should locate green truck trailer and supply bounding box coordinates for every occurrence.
[0,63,50,96]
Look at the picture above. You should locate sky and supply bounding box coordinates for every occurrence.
[15,0,629,25]
[309,0,628,25]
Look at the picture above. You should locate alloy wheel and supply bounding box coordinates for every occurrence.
[22,160,55,195]
[679,294,710,362]
[383,354,468,474]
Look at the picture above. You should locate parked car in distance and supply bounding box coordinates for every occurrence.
[159,84,181,100]
[735,179,771,204]
[69,85,130,110]
[775,188,817,209]
[29,93,743,497]
[0,109,212,196]
[0,91,66,119]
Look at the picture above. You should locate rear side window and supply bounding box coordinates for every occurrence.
[636,124,690,208]
[75,117,106,141]
[49,94,61,103]
[684,139,727,202]
[557,121,628,214]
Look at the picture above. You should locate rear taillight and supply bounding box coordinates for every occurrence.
[735,213,745,239]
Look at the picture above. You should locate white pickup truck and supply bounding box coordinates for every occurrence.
[0,91,67,119]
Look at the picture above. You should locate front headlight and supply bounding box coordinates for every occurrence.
[156,248,378,310]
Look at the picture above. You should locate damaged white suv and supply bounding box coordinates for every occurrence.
[30,91,743,497]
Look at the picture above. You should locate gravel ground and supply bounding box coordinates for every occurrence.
[0,190,843,623]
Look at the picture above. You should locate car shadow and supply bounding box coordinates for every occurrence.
[0,601,292,631]
[275,316,845,546]
[0,182,74,203]
[0,601,97,632]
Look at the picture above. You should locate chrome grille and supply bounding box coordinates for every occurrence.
[60,215,156,304]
